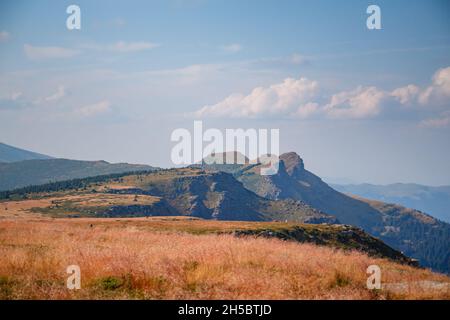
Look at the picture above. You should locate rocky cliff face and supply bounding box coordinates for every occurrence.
[198,152,450,273]
[110,168,338,224]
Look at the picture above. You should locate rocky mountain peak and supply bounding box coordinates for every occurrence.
[279,152,305,176]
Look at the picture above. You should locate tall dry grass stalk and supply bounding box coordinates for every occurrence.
[0,218,448,299]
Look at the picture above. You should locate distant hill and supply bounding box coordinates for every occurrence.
[0,142,53,162]
[195,152,450,273]
[0,158,157,191]
[0,168,337,225]
[331,183,450,223]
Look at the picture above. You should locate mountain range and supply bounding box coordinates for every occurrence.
[0,142,53,162]
[331,183,450,223]
[195,152,450,273]
[0,143,448,273]
[0,143,156,191]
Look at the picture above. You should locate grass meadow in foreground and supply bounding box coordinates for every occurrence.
[0,217,449,300]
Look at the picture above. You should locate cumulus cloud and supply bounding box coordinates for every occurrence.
[75,100,111,117]
[195,77,319,118]
[420,67,450,104]
[391,67,450,106]
[292,102,320,119]
[391,84,421,105]
[194,66,450,123]
[325,86,387,119]
[0,31,10,42]
[24,44,80,60]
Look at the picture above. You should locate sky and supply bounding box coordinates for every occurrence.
[0,0,450,185]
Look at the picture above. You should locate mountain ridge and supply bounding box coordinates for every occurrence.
[0,142,53,163]
[196,152,450,273]
[0,158,157,191]
[331,182,450,223]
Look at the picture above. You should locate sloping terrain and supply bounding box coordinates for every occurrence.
[197,152,450,273]
[0,168,336,224]
[1,152,448,273]
[0,142,52,163]
[0,158,157,191]
[332,183,450,223]
[0,217,448,299]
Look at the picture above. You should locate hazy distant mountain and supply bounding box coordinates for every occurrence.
[0,158,157,191]
[196,152,450,273]
[0,142,53,163]
[331,183,450,223]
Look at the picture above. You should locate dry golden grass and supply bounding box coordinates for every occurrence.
[0,193,161,218]
[0,217,449,300]
[49,193,160,208]
[0,199,47,219]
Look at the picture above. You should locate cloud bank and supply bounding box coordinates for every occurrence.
[195,66,450,127]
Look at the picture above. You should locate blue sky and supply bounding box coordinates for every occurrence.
[0,0,450,185]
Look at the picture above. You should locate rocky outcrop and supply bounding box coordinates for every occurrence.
[231,224,418,266]
[198,152,450,273]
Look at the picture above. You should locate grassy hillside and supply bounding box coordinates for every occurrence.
[0,217,448,299]
[2,160,448,274]
[355,196,450,274]
[0,158,157,191]
[0,168,336,224]
[197,152,450,274]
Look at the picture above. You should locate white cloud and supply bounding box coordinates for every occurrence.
[32,86,66,105]
[195,77,319,118]
[194,66,450,121]
[109,41,160,52]
[420,66,450,104]
[289,53,308,65]
[0,91,23,109]
[419,111,450,128]
[221,43,242,53]
[10,91,22,101]
[75,100,111,117]
[45,86,65,102]
[24,44,80,60]
[391,67,450,106]
[84,41,160,53]
[324,86,386,119]
[292,102,320,119]
[0,31,10,42]
[391,84,420,105]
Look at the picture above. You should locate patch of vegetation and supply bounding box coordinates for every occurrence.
[329,272,352,288]
[0,276,14,298]
[98,276,125,291]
